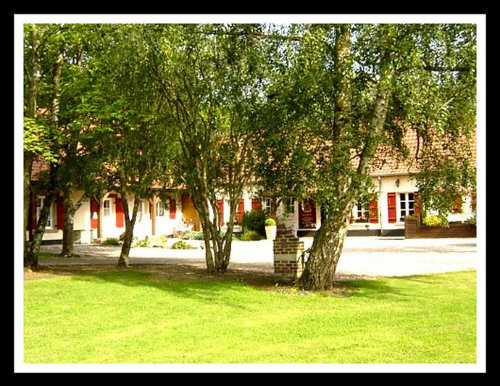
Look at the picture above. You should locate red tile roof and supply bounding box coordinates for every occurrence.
[29,128,477,182]
[368,128,476,176]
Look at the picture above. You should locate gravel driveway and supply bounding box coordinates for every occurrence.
[40,236,478,278]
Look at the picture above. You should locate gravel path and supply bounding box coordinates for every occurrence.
[39,236,478,278]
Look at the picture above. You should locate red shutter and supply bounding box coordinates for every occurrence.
[387,192,397,223]
[251,198,262,210]
[369,200,378,223]
[169,197,176,219]
[217,199,224,225]
[115,196,124,228]
[237,199,245,224]
[90,198,99,229]
[56,194,64,230]
[413,192,420,216]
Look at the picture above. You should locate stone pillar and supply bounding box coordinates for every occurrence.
[273,224,305,282]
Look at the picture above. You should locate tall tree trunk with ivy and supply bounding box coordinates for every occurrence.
[23,24,43,267]
[298,25,397,290]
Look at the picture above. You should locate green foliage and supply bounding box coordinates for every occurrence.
[150,235,169,248]
[465,213,476,226]
[422,215,449,228]
[416,150,476,218]
[181,231,206,240]
[242,209,266,236]
[238,230,264,241]
[101,237,120,246]
[252,24,477,218]
[171,240,195,249]
[133,237,150,248]
[264,218,276,226]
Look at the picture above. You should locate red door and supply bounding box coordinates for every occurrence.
[298,199,316,229]
[217,199,224,225]
[115,196,124,228]
[56,194,64,230]
[169,197,176,219]
[236,199,245,225]
[90,198,99,229]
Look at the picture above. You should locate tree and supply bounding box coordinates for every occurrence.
[148,24,272,273]
[23,23,66,269]
[83,24,176,267]
[254,24,476,290]
[52,24,103,257]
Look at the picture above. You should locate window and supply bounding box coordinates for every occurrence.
[36,197,53,228]
[103,199,111,216]
[287,198,295,214]
[353,202,369,223]
[265,198,272,215]
[399,193,415,221]
[156,201,165,217]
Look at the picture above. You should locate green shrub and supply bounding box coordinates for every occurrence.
[101,237,120,246]
[150,235,168,247]
[171,240,195,249]
[238,230,264,241]
[133,236,149,247]
[422,215,449,227]
[465,214,476,225]
[181,231,205,240]
[265,218,276,226]
[242,209,266,236]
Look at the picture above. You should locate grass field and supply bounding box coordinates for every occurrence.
[23,268,476,364]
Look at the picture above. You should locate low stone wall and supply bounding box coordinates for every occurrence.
[273,226,305,281]
[405,218,476,239]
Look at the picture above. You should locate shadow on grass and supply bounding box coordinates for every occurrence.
[31,261,465,304]
[38,263,276,309]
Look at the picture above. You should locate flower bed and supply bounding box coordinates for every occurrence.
[405,218,476,239]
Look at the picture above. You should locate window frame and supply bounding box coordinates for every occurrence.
[103,199,111,217]
[398,192,415,221]
[156,201,165,217]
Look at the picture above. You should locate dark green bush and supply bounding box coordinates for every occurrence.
[242,209,266,236]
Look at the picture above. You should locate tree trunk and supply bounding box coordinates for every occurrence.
[297,198,355,290]
[24,24,43,268]
[192,192,236,274]
[25,191,55,270]
[297,25,397,291]
[59,187,82,257]
[117,194,139,268]
[117,223,134,268]
[23,155,33,265]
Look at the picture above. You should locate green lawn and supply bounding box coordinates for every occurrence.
[23,269,476,364]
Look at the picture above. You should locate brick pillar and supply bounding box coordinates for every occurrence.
[273,224,305,282]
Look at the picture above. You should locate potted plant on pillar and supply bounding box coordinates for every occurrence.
[265,218,277,240]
